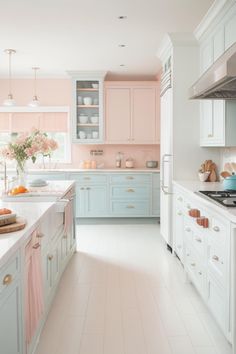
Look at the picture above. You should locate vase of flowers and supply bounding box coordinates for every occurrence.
[1,129,58,186]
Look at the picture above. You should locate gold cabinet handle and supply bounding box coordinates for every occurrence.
[185,227,191,232]
[126,205,135,209]
[126,176,134,180]
[213,226,220,232]
[3,274,12,286]
[208,134,213,138]
[86,187,91,190]
[186,204,191,209]
[80,187,85,190]
[84,177,91,180]
[195,237,202,243]
[33,242,40,249]
[126,188,134,193]
[37,232,44,238]
[177,196,183,202]
[63,234,68,239]
[48,255,53,261]
[177,211,182,216]
[198,271,202,275]
[191,263,196,267]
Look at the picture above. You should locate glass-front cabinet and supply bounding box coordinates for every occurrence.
[69,71,106,144]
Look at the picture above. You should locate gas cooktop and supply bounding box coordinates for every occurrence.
[198,190,236,207]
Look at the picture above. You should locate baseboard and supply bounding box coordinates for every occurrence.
[76,217,160,225]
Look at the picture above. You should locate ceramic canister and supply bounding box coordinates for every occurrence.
[223,175,236,190]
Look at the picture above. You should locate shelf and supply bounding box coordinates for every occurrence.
[77,88,99,92]
[77,123,99,127]
[77,105,99,108]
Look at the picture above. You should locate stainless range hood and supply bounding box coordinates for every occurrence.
[189,42,236,99]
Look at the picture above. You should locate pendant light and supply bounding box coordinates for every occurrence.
[3,49,16,106]
[28,67,40,107]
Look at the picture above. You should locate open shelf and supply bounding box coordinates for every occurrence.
[77,123,99,127]
[77,88,99,92]
[77,105,99,108]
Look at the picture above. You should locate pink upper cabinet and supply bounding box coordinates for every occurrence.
[105,87,131,143]
[132,87,156,144]
[0,113,11,132]
[105,82,159,144]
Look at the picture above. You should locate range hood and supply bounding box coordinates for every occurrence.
[189,42,236,99]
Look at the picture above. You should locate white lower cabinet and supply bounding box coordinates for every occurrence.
[173,185,232,342]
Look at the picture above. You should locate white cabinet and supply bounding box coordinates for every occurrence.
[224,6,236,50]
[200,100,236,146]
[200,40,213,74]
[173,185,232,342]
[213,26,225,61]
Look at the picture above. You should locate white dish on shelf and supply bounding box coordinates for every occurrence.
[91,115,99,124]
[92,83,99,89]
[79,114,88,124]
[83,97,92,105]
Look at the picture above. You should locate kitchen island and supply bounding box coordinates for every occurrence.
[0,181,76,354]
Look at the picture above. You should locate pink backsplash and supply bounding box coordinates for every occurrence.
[0,79,160,168]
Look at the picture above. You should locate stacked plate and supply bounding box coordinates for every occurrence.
[29,179,48,188]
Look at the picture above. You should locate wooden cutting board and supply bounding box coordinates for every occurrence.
[0,217,26,234]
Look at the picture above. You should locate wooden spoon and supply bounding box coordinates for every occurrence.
[225,162,233,173]
[220,171,231,179]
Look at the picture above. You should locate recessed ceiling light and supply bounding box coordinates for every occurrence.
[118,16,127,20]
[118,44,126,48]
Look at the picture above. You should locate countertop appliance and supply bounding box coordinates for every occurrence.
[198,190,236,207]
[189,42,236,99]
[146,161,158,168]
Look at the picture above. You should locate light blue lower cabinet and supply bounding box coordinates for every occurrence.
[0,252,23,354]
[73,172,160,218]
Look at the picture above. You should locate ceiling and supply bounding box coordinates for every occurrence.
[0,0,214,79]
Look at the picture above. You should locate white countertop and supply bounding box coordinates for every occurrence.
[173,180,236,224]
[0,201,54,267]
[26,168,160,173]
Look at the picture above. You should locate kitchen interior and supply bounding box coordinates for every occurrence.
[1,1,236,354]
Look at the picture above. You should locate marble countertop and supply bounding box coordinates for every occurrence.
[0,201,54,267]
[173,180,236,223]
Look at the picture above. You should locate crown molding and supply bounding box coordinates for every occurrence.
[67,71,107,79]
[194,0,235,40]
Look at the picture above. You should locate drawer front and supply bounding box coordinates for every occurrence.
[110,174,151,184]
[110,201,149,216]
[192,230,205,258]
[0,251,20,295]
[184,219,193,243]
[208,243,226,285]
[69,174,107,184]
[210,217,227,247]
[110,185,150,199]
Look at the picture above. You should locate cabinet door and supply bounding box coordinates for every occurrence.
[225,11,236,50]
[105,88,131,143]
[132,88,156,143]
[213,27,224,61]
[174,208,184,262]
[75,186,86,217]
[200,100,213,145]
[86,186,107,216]
[212,100,225,145]
[200,40,213,74]
[0,279,22,354]
[200,100,225,146]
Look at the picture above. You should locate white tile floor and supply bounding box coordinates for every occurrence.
[36,224,232,354]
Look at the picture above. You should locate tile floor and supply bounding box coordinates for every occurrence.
[36,224,232,354]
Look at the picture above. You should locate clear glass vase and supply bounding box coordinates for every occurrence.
[16,160,27,186]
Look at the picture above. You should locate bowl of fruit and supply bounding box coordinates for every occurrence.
[8,185,29,196]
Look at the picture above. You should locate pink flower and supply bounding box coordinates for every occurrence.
[15,133,28,146]
[1,146,15,160]
[47,138,58,151]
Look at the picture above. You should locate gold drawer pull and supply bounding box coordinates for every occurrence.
[126,176,134,180]
[84,177,91,180]
[212,255,219,262]
[185,227,191,232]
[127,188,134,193]
[48,255,54,261]
[33,242,40,249]
[177,211,182,216]
[195,238,202,243]
[186,204,191,210]
[198,271,202,275]
[213,226,220,232]
[208,134,213,138]
[37,232,44,238]
[191,263,196,267]
[177,196,183,202]
[126,205,135,209]
[86,187,91,190]
[3,274,12,286]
